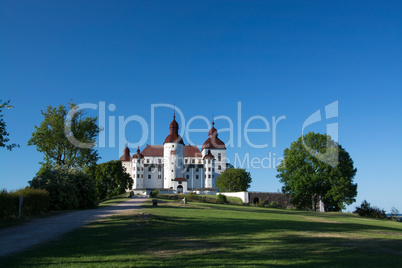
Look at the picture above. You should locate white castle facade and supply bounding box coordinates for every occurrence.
[119,115,227,194]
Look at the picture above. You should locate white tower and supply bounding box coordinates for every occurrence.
[119,146,132,177]
[203,150,215,188]
[202,122,227,186]
[163,115,185,190]
[132,147,144,189]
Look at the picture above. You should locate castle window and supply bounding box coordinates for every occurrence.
[192,159,195,164]
[137,174,140,178]
[208,160,211,164]
[218,153,221,161]
[141,174,143,178]
[148,167,151,171]
[208,175,211,178]
[186,175,189,179]
[172,145,174,148]
[196,168,199,172]
[158,167,161,172]
[196,175,199,179]
[147,159,150,163]
[158,175,161,179]
[148,175,151,179]
[199,159,201,163]
[208,167,211,171]
[185,159,188,164]
[158,159,161,163]
[133,167,135,171]
[218,165,221,170]
[186,168,189,172]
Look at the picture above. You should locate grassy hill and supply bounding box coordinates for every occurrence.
[1,199,402,267]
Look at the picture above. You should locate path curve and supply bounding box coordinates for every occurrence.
[0,196,147,257]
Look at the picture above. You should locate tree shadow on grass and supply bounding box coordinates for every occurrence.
[2,203,402,267]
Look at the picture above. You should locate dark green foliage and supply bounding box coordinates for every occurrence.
[217,193,227,204]
[0,188,49,219]
[150,189,159,198]
[354,200,386,219]
[277,132,357,210]
[30,167,98,210]
[28,103,100,169]
[0,100,19,150]
[87,161,133,200]
[215,168,252,192]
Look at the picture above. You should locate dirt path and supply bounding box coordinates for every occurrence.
[0,196,147,257]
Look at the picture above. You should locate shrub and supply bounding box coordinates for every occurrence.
[257,200,265,207]
[354,200,386,219]
[218,194,227,204]
[150,189,159,198]
[30,167,97,210]
[14,187,50,216]
[0,189,18,219]
[0,188,50,219]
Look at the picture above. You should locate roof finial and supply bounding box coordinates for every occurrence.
[173,104,176,119]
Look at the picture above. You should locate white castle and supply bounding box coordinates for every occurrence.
[119,115,227,194]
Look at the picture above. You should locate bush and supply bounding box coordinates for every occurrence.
[257,200,265,207]
[150,189,159,198]
[0,189,18,219]
[218,194,227,204]
[30,167,98,210]
[0,188,50,219]
[354,200,386,219]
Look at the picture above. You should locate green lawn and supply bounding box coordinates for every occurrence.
[1,200,402,267]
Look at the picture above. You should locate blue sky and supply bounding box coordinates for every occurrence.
[1,0,401,213]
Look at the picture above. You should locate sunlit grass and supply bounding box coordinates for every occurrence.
[1,200,402,267]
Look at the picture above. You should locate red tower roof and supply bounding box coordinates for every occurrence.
[132,147,144,159]
[164,115,185,144]
[119,146,131,161]
[203,149,215,160]
[202,122,226,150]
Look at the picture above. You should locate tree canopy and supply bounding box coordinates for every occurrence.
[216,168,252,192]
[28,103,100,169]
[88,160,133,200]
[0,100,19,150]
[277,132,357,211]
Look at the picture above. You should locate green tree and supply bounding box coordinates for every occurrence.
[216,168,252,192]
[277,132,357,211]
[28,103,100,169]
[88,160,133,200]
[0,100,19,150]
[29,166,98,210]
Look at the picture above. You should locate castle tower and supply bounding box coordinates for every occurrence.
[132,147,144,189]
[119,146,132,177]
[202,122,227,182]
[163,115,185,190]
[203,150,215,188]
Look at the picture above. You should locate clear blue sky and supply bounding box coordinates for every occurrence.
[1,0,401,213]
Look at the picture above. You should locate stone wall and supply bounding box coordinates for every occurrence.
[249,192,293,208]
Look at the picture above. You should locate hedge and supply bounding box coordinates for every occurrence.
[0,188,50,219]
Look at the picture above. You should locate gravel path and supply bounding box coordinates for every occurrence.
[0,196,147,257]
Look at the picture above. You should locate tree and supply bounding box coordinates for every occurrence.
[28,103,100,169]
[0,100,19,150]
[29,166,98,210]
[216,168,252,192]
[277,132,357,211]
[88,160,133,200]
[354,200,386,219]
